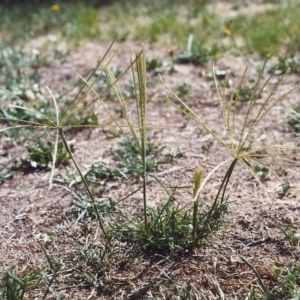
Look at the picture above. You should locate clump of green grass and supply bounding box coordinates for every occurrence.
[111,172,229,252]
[0,239,61,300]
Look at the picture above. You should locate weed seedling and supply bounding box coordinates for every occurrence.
[13,140,74,171]
[0,172,13,185]
[111,138,168,180]
[267,56,300,75]
[279,224,300,247]
[202,141,213,152]
[288,105,300,136]
[252,165,269,182]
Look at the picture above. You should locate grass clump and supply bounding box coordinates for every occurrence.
[111,180,229,252]
[96,49,230,252]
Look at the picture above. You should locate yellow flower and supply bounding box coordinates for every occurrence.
[51,4,60,12]
[222,27,231,37]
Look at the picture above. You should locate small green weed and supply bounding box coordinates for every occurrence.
[175,35,221,65]
[177,83,191,98]
[0,172,13,185]
[252,165,269,182]
[279,224,300,247]
[86,162,124,181]
[146,57,163,70]
[267,56,300,75]
[233,82,261,102]
[280,181,291,196]
[67,193,117,221]
[147,57,176,75]
[277,166,288,176]
[288,105,300,136]
[274,260,300,297]
[202,141,213,152]
[13,140,74,171]
[61,162,123,210]
[110,138,168,180]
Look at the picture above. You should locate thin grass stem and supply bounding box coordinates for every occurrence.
[136,50,148,234]
[59,128,110,242]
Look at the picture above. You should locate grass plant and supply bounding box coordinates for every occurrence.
[164,58,300,202]
[267,55,300,75]
[93,50,229,252]
[111,181,229,252]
